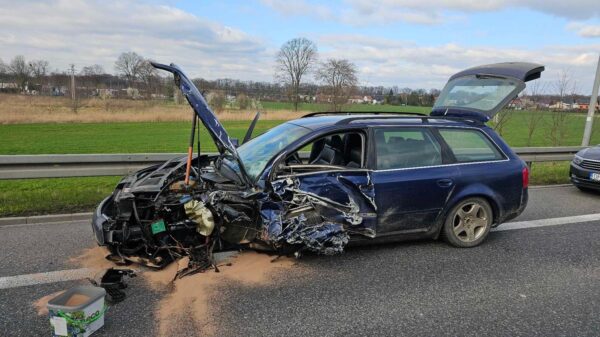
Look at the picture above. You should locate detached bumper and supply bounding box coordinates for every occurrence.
[570,163,600,191]
[91,196,112,245]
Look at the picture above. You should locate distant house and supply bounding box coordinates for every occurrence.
[347,95,373,104]
[508,98,524,110]
[549,101,571,110]
[316,93,332,103]
[372,94,385,104]
[0,82,19,93]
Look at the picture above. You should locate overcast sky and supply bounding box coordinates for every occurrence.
[0,0,599,92]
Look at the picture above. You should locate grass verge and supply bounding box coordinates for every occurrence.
[0,176,120,217]
[529,161,571,186]
[0,162,572,217]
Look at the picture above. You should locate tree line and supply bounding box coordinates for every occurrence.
[0,40,443,110]
[3,39,587,113]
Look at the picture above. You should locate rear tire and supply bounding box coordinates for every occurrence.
[442,197,493,248]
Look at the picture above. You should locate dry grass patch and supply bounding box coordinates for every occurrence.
[0,94,305,123]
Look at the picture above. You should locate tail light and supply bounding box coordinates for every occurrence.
[522,166,529,189]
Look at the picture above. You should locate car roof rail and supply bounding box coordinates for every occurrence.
[333,115,484,126]
[301,111,428,118]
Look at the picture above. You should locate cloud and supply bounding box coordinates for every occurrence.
[318,34,600,92]
[0,0,272,80]
[263,0,600,25]
[1,0,598,92]
[568,22,600,38]
[259,0,334,20]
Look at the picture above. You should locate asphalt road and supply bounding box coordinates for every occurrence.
[1,185,599,337]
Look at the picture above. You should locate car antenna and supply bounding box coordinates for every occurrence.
[184,110,198,185]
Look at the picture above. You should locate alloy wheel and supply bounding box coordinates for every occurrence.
[452,202,489,243]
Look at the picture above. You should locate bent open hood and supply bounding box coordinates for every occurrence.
[151,62,252,185]
[431,62,544,122]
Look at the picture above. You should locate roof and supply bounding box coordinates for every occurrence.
[287,114,476,131]
[448,62,544,82]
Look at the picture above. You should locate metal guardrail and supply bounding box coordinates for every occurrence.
[0,147,587,180]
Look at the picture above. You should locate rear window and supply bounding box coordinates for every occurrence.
[439,129,504,163]
[375,128,442,169]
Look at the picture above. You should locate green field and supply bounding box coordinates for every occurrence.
[1,111,598,155]
[1,107,597,217]
[0,120,284,154]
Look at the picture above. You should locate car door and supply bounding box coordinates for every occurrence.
[371,126,458,234]
[268,130,378,238]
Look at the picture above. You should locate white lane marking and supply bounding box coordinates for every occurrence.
[2,215,600,290]
[493,213,600,232]
[0,268,100,290]
[0,251,238,290]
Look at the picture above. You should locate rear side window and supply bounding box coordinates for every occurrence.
[439,129,504,163]
[375,128,442,169]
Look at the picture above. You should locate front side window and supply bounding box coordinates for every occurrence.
[284,131,365,169]
[439,129,504,163]
[375,128,442,170]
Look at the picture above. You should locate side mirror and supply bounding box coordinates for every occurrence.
[231,138,240,147]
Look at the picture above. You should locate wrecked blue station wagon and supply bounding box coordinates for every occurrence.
[91,62,543,275]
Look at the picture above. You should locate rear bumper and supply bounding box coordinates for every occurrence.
[570,163,600,190]
[497,188,528,225]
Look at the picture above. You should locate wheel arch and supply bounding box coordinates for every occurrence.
[434,188,502,239]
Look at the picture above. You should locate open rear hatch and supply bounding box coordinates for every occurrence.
[431,62,544,122]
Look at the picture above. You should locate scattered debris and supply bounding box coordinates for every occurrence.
[153,251,299,337]
[68,247,114,270]
[34,291,65,316]
[89,268,136,303]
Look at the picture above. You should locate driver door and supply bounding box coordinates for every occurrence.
[271,130,378,238]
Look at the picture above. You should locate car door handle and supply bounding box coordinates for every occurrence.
[437,179,454,188]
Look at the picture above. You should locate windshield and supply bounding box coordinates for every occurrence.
[235,122,312,181]
[434,76,521,113]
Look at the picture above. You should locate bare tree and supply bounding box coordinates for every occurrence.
[8,55,31,90]
[0,58,6,75]
[237,93,250,109]
[492,109,514,137]
[28,59,49,80]
[114,52,144,87]
[554,70,571,107]
[138,60,158,97]
[570,80,579,108]
[275,37,318,111]
[525,80,547,146]
[207,91,226,113]
[316,58,358,111]
[80,64,105,76]
[546,70,572,146]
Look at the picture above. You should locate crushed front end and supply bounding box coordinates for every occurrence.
[91,62,376,274]
[91,154,374,274]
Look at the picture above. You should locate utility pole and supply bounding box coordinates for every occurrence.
[582,55,600,146]
[69,64,76,101]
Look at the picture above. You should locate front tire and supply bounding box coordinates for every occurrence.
[442,198,493,248]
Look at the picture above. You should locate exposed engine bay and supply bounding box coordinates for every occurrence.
[92,154,374,276]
